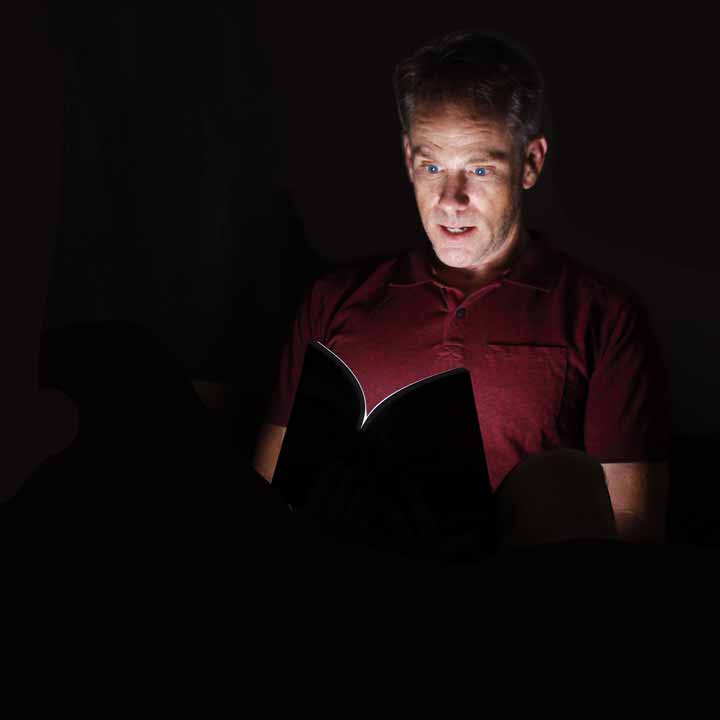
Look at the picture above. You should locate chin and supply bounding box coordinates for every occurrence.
[434,249,474,269]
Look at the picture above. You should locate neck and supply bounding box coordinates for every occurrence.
[431,225,528,293]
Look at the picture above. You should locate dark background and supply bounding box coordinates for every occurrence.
[41,3,719,450]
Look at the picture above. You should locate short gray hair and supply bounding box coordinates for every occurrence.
[392,29,546,153]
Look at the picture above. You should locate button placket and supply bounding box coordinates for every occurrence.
[439,284,477,360]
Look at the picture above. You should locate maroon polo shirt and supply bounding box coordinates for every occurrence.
[263,231,670,492]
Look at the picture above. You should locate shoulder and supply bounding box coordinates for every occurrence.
[531,232,659,361]
[308,249,410,307]
[545,241,648,319]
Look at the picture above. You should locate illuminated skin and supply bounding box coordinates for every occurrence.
[403,104,548,292]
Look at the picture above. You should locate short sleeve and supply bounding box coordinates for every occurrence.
[261,278,328,427]
[584,299,671,462]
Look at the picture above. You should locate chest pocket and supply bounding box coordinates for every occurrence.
[475,344,568,437]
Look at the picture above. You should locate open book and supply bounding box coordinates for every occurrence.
[272,341,495,559]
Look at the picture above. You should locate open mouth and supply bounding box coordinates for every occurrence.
[440,225,475,237]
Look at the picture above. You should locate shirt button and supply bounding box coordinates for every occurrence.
[456,308,467,319]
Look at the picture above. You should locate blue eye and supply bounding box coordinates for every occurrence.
[473,167,488,176]
[426,165,440,174]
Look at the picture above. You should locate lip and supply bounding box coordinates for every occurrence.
[439,224,475,239]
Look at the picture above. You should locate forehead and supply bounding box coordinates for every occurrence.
[408,105,514,156]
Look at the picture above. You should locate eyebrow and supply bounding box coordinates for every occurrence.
[412,145,510,163]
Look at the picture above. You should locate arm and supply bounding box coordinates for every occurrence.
[252,423,287,484]
[601,461,670,543]
[584,295,671,544]
[252,274,333,484]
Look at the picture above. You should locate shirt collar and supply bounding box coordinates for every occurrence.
[388,229,561,293]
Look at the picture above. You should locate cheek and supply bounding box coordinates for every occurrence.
[477,185,512,213]
[413,186,435,215]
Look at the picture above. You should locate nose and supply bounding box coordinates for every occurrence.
[438,171,470,213]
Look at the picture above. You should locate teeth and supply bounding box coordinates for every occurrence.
[447,227,469,233]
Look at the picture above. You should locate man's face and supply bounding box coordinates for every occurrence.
[403,104,543,274]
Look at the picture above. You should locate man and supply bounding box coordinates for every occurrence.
[253,30,670,546]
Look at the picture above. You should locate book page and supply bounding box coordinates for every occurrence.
[313,341,368,423]
[363,367,466,429]
[314,341,468,430]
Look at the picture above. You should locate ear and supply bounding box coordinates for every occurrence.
[402,134,414,183]
[522,135,548,190]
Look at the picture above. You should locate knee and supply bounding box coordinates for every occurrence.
[495,449,618,548]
